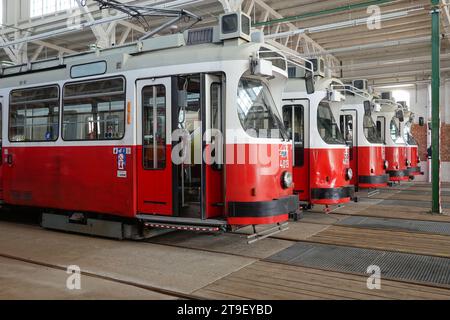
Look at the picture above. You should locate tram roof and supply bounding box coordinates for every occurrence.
[0,28,277,89]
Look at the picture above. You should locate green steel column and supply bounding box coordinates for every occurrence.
[431,0,441,214]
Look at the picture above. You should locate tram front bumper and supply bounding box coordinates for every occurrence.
[227,195,298,226]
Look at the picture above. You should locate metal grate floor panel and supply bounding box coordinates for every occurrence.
[266,242,450,287]
[365,198,450,209]
[336,216,450,236]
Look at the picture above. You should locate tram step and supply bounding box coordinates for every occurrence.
[144,222,221,232]
[136,214,227,227]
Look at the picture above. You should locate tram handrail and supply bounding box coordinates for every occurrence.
[373,98,404,109]
[256,49,315,74]
[331,84,372,100]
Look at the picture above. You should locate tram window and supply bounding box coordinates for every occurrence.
[62,77,125,141]
[340,115,354,145]
[142,85,166,170]
[211,83,221,131]
[403,119,418,146]
[390,117,404,144]
[9,85,59,142]
[317,101,345,145]
[237,78,288,139]
[364,113,383,144]
[376,117,385,143]
[283,105,304,167]
[210,82,223,169]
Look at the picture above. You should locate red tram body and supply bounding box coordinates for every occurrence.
[0,13,299,238]
[403,111,423,178]
[338,84,389,190]
[282,70,354,207]
[374,99,409,182]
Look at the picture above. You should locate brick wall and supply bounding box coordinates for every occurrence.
[442,124,450,162]
[411,123,450,162]
[411,124,428,161]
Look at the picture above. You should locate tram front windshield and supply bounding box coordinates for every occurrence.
[317,101,345,145]
[237,78,288,139]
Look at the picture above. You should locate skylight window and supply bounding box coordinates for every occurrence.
[30,0,78,18]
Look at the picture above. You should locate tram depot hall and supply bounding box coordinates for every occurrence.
[0,0,449,302]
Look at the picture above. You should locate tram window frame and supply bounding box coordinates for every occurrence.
[62,76,126,141]
[8,85,60,143]
[210,81,223,170]
[283,104,304,167]
[142,84,167,170]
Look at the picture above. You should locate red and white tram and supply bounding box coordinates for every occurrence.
[374,99,409,182]
[403,110,423,178]
[0,13,299,239]
[337,82,389,190]
[282,59,354,208]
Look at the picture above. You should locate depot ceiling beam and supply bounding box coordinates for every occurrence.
[441,0,450,44]
[252,0,394,27]
[75,0,112,48]
[307,35,432,56]
[219,0,244,12]
[0,35,18,63]
[245,0,340,69]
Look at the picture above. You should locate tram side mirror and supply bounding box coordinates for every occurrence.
[419,117,425,126]
[363,100,372,115]
[305,61,315,95]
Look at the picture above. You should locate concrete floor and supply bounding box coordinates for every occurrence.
[1,182,449,300]
[0,256,173,300]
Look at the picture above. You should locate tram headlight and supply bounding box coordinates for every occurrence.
[281,171,293,189]
[346,168,353,181]
[384,160,389,170]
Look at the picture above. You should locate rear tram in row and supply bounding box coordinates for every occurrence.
[282,65,354,208]
[403,110,423,178]
[373,99,409,182]
[337,83,389,190]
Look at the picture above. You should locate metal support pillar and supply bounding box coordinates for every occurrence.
[431,0,441,214]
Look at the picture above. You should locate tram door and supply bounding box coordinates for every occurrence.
[204,74,224,219]
[138,78,173,216]
[340,111,357,159]
[340,111,357,183]
[172,74,224,219]
[282,100,309,200]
